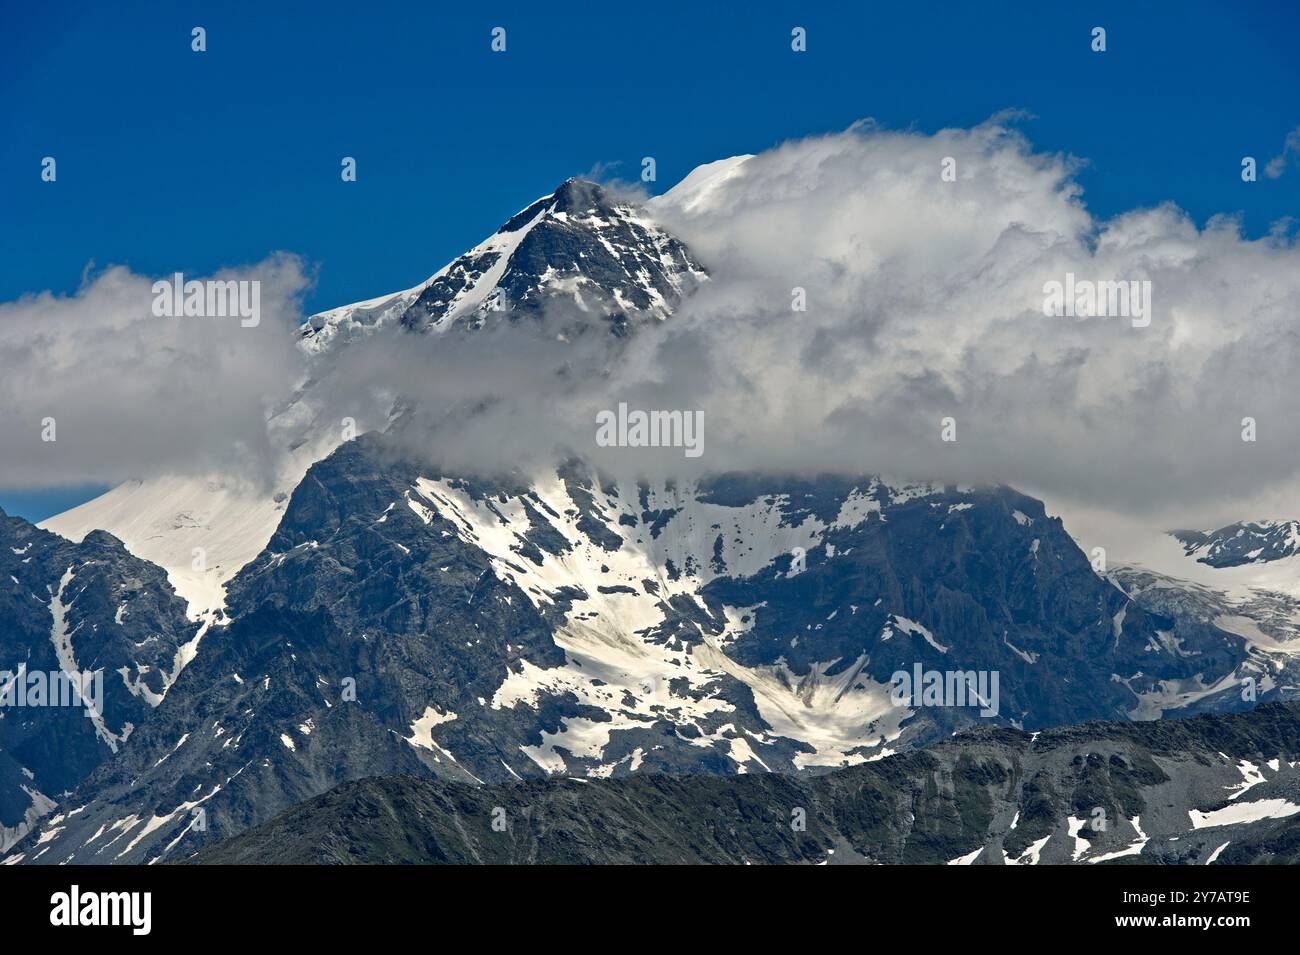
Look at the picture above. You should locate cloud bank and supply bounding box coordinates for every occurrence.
[316,119,1300,523]
[7,119,1300,527]
[0,256,307,489]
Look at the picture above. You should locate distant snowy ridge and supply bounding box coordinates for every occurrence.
[1172,521,1300,569]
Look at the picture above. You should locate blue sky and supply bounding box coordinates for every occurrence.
[1,0,1297,519]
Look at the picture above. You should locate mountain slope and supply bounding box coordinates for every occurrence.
[187,702,1300,865]
[0,508,198,851]
[40,475,294,620]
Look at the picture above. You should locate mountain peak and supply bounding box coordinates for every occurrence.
[303,175,706,349]
[550,177,607,213]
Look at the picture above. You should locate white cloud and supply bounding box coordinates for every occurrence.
[0,255,307,488]
[1265,124,1300,179]
[354,118,1300,523]
[8,120,1300,531]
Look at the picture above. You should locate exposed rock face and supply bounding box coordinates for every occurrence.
[0,509,197,850]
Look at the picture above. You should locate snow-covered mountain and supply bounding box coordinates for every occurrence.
[9,160,1300,865]
[3,173,724,859]
[38,177,710,624]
